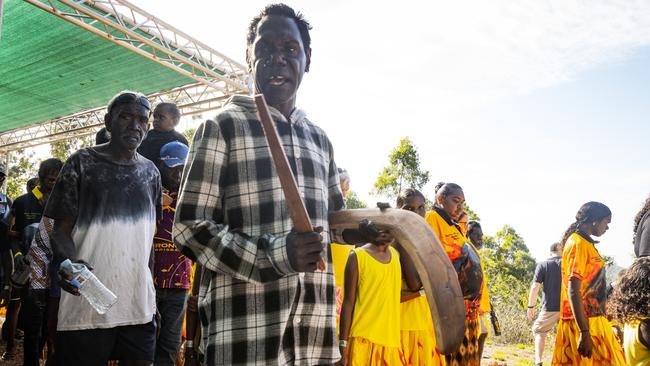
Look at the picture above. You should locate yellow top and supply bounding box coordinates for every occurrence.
[331,243,354,290]
[478,254,491,314]
[625,321,650,366]
[400,282,433,331]
[349,246,401,347]
[559,232,607,320]
[331,243,354,332]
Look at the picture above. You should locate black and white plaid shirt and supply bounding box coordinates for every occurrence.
[173,95,344,365]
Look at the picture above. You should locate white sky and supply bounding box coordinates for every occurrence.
[127,0,650,266]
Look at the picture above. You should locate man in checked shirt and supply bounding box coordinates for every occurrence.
[173,4,350,365]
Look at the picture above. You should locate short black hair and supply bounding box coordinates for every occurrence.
[396,188,424,208]
[467,220,482,237]
[247,4,312,50]
[107,91,151,117]
[154,102,181,121]
[550,242,562,253]
[38,158,63,180]
[95,127,111,145]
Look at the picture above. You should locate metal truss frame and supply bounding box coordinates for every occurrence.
[24,0,251,94]
[0,82,230,152]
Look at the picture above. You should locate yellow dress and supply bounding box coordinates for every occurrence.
[551,232,625,366]
[349,246,403,366]
[400,287,446,366]
[425,208,480,366]
[332,243,355,333]
[624,321,650,366]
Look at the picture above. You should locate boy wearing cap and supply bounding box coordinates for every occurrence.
[153,141,192,366]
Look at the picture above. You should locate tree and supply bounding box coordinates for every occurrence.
[181,127,197,147]
[463,203,481,221]
[50,135,94,162]
[372,137,430,201]
[345,190,367,209]
[5,150,38,199]
[480,225,538,344]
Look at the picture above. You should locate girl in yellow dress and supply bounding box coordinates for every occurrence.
[339,219,419,365]
[608,256,650,366]
[551,202,625,366]
[396,188,446,366]
[425,183,483,366]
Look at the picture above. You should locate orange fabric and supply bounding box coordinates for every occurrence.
[552,317,625,365]
[349,336,405,366]
[424,210,465,264]
[560,233,607,320]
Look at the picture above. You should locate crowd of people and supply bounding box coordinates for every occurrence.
[0,3,649,366]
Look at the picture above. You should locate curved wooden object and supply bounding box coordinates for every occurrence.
[329,208,465,354]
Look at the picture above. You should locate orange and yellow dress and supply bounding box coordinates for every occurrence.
[332,243,354,333]
[400,286,446,366]
[425,207,480,366]
[348,246,403,366]
[551,231,625,366]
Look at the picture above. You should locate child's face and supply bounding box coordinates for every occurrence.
[437,189,465,221]
[152,106,179,132]
[402,196,426,218]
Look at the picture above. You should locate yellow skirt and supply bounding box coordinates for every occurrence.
[349,337,404,366]
[552,316,625,366]
[445,317,480,366]
[401,329,446,366]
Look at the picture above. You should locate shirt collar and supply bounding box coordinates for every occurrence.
[434,206,455,226]
[228,95,307,125]
[575,229,597,244]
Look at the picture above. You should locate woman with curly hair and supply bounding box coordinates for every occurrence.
[608,257,650,365]
[633,196,650,258]
[551,202,625,366]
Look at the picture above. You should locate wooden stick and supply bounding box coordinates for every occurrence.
[254,94,326,270]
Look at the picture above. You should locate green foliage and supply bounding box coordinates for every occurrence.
[464,202,481,221]
[5,150,37,199]
[345,190,367,209]
[50,135,93,162]
[181,127,197,147]
[481,225,538,344]
[372,137,430,200]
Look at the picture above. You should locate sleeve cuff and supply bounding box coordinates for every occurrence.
[263,235,295,276]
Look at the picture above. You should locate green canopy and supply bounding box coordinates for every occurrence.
[0,0,194,133]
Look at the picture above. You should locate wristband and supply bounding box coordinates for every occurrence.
[185,340,194,348]
[339,340,348,348]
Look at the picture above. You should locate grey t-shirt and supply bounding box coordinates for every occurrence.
[533,255,562,312]
[45,147,161,330]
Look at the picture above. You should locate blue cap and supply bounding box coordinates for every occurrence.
[159,141,189,168]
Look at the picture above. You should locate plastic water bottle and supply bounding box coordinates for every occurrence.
[60,259,117,314]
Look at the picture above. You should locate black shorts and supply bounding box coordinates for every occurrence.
[56,320,156,365]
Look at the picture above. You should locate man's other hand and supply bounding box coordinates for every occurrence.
[286,228,324,272]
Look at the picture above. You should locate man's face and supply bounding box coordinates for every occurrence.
[105,102,150,151]
[40,171,59,194]
[152,106,178,132]
[248,15,310,108]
